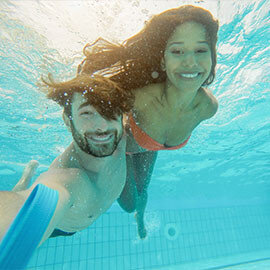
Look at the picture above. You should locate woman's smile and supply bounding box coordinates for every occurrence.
[176,72,203,80]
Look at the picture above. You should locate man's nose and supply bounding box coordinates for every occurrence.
[94,116,109,132]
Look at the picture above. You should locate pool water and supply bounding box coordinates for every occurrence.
[0,0,269,269]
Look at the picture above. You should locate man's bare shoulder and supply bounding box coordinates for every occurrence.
[35,168,89,190]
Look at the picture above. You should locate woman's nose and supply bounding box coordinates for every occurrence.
[182,52,198,68]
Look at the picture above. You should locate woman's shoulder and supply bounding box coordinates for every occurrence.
[133,83,163,109]
[199,87,218,120]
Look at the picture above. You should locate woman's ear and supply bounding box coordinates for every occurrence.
[63,112,71,132]
[160,57,166,71]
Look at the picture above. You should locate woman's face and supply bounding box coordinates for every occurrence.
[163,21,212,91]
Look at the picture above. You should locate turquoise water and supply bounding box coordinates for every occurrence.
[0,0,270,269]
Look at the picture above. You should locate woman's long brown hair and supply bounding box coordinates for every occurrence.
[78,5,219,92]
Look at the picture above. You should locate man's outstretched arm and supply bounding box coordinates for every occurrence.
[0,160,40,238]
[0,172,73,246]
[12,160,39,192]
[0,190,28,240]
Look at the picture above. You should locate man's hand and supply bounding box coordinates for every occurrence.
[12,160,39,192]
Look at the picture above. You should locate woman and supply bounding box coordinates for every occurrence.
[78,5,219,239]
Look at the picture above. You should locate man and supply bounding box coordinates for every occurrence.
[0,74,134,245]
[12,160,39,192]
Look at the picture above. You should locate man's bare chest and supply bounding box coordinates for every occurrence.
[57,169,126,232]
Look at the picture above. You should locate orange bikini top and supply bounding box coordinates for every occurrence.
[128,114,190,151]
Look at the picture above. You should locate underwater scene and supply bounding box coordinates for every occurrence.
[0,0,269,269]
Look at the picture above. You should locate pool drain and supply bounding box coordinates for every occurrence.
[164,223,179,241]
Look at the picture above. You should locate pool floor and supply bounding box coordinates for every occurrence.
[27,205,270,270]
[154,250,270,270]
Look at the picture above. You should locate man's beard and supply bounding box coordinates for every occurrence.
[70,121,122,158]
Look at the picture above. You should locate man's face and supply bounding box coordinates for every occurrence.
[67,93,123,158]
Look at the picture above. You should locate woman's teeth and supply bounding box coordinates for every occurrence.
[180,73,200,78]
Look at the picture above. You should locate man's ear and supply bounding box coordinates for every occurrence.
[63,112,71,132]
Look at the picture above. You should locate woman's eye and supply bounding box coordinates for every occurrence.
[196,49,208,53]
[171,49,184,55]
